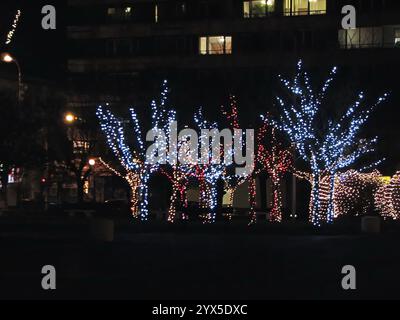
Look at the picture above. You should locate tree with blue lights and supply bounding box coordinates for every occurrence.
[97,80,175,221]
[193,108,226,223]
[270,61,388,226]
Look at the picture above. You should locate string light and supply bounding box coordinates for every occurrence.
[333,170,383,218]
[375,172,400,220]
[222,96,292,224]
[96,80,173,221]
[268,60,388,226]
[161,163,191,223]
[257,118,292,223]
[222,95,258,224]
[193,108,226,223]
[5,10,21,45]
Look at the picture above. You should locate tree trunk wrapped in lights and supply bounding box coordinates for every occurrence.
[161,165,190,223]
[386,173,400,219]
[375,172,400,220]
[97,80,175,221]
[333,170,383,218]
[257,122,292,223]
[222,96,292,224]
[193,108,226,223]
[268,60,388,226]
[222,95,258,223]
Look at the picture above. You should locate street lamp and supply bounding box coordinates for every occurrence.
[0,52,22,103]
[64,112,77,124]
[88,158,96,166]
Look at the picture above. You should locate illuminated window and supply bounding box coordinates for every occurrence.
[199,36,232,55]
[395,29,400,47]
[243,0,275,18]
[308,0,326,15]
[107,7,132,20]
[8,168,22,184]
[107,8,116,16]
[84,181,90,194]
[155,5,159,23]
[339,25,400,49]
[338,27,383,49]
[125,7,132,14]
[73,140,90,154]
[284,0,326,16]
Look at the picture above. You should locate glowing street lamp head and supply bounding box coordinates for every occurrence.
[88,158,96,166]
[1,53,14,63]
[65,113,76,123]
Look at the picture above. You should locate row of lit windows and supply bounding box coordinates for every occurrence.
[106,0,327,22]
[338,25,400,49]
[283,0,327,16]
[201,27,399,55]
[70,27,400,58]
[102,28,399,57]
[244,0,326,18]
[200,28,400,54]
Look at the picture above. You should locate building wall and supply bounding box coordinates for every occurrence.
[66,0,400,108]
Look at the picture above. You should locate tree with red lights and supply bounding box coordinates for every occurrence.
[257,119,293,222]
[222,95,258,224]
[222,96,292,223]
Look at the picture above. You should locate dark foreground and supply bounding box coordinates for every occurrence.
[1,215,400,300]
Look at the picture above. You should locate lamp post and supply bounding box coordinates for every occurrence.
[64,112,77,124]
[0,52,22,103]
[89,158,97,202]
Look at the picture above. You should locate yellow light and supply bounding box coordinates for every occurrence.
[381,176,391,184]
[1,53,14,63]
[84,181,89,194]
[260,0,273,5]
[89,159,96,166]
[65,113,76,123]
[125,7,131,13]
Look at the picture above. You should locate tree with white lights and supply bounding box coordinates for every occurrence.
[270,61,388,226]
[193,108,226,223]
[97,80,175,221]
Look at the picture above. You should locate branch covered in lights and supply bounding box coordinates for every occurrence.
[266,60,388,226]
[97,80,174,221]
